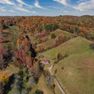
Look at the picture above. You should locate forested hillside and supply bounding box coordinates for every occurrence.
[0,16,94,40]
[0,16,94,94]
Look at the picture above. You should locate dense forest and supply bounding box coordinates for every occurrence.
[0,16,94,39]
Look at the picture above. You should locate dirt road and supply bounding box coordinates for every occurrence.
[48,64,66,94]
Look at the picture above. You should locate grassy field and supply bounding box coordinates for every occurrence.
[54,51,94,94]
[41,36,94,94]
[41,36,92,59]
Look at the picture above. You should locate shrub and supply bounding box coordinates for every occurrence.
[44,24,58,32]
[51,33,56,39]
[90,43,94,50]
[57,53,63,62]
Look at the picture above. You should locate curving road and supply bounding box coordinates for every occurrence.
[48,64,66,94]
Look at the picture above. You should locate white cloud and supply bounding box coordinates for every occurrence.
[53,0,94,12]
[16,0,25,5]
[16,7,31,12]
[0,0,28,6]
[15,0,33,13]
[16,0,32,8]
[0,0,33,14]
[0,8,6,12]
[0,0,14,5]
[34,0,43,8]
[53,0,68,6]
[74,0,94,11]
[12,1,31,13]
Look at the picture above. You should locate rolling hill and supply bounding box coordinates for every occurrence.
[41,36,94,94]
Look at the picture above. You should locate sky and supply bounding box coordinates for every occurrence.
[0,0,94,16]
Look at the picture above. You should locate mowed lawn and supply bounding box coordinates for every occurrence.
[41,36,94,94]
